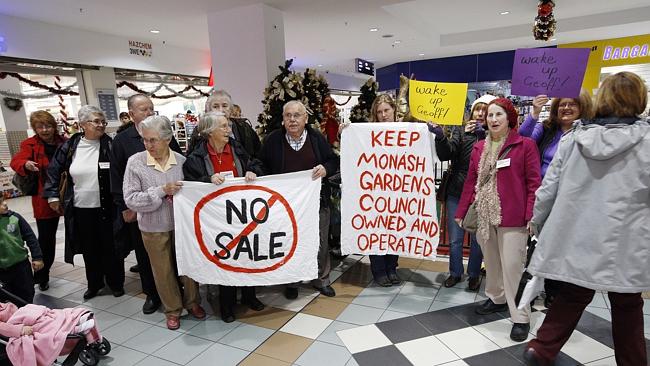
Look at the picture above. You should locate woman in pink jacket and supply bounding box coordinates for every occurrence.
[455,98,541,342]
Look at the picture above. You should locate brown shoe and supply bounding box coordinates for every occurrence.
[188,304,207,320]
[444,275,461,288]
[166,315,180,330]
[467,276,482,292]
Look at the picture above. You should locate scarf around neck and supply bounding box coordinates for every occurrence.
[475,133,506,242]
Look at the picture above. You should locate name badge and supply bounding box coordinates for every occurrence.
[496,158,511,169]
[99,162,110,169]
[220,171,234,178]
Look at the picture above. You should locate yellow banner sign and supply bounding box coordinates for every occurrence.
[408,80,468,125]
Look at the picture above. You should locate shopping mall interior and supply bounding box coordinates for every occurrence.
[0,1,649,365]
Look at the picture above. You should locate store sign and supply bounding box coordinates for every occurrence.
[128,40,152,57]
[602,43,649,61]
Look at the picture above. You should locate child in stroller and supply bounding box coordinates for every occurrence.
[0,285,110,366]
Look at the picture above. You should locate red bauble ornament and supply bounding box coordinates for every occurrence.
[538,3,553,17]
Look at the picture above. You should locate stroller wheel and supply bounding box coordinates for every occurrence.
[93,338,111,356]
[79,349,98,366]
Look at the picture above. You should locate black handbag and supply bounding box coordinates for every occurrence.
[515,236,538,307]
[12,171,38,196]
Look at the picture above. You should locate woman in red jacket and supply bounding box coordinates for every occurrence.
[455,98,541,342]
[10,111,66,291]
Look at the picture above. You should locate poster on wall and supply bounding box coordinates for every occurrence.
[340,123,440,260]
[511,48,590,98]
[174,171,321,286]
[96,89,118,121]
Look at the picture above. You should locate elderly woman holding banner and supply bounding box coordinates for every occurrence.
[183,112,265,323]
[123,115,206,330]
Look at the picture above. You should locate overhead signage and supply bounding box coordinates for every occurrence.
[128,40,153,57]
[356,58,374,76]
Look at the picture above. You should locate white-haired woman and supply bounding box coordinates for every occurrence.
[123,115,206,330]
[183,112,264,323]
[44,105,125,300]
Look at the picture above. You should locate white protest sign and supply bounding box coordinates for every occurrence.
[174,170,321,286]
[341,122,440,260]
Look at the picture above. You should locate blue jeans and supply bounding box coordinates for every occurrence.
[446,196,483,278]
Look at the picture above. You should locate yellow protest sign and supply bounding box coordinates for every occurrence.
[408,80,468,125]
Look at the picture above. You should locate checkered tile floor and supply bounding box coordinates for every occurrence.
[5,196,650,365]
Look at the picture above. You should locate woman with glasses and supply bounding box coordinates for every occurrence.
[183,112,264,323]
[518,91,593,307]
[10,111,66,292]
[44,106,125,300]
[123,115,206,330]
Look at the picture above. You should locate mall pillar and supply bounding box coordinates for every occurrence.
[0,75,29,157]
[207,4,286,126]
[79,67,120,124]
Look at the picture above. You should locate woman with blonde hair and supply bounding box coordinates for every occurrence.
[524,72,649,366]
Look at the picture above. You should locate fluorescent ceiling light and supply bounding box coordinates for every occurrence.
[150,30,160,34]
[500,11,510,15]
[369,28,378,32]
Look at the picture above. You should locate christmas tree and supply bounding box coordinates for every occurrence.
[257,59,305,136]
[349,77,378,122]
[302,68,330,126]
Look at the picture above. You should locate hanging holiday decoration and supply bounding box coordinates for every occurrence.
[2,97,23,111]
[0,72,79,96]
[349,78,378,122]
[321,95,340,147]
[533,0,556,41]
[116,81,211,99]
[54,76,68,122]
[257,59,306,136]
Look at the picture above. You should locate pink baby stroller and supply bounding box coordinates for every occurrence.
[0,282,111,366]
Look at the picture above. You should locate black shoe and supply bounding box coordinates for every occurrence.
[467,276,482,292]
[314,285,336,297]
[523,347,549,366]
[475,299,508,315]
[510,322,530,342]
[444,275,461,288]
[284,287,299,300]
[112,288,125,297]
[221,307,235,323]
[38,282,49,291]
[375,276,392,287]
[242,297,265,311]
[142,296,161,314]
[129,265,139,273]
[387,273,402,285]
[83,288,100,300]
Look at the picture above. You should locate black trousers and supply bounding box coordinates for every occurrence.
[0,259,35,304]
[74,208,124,292]
[126,221,159,300]
[219,285,256,309]
[33,217,60,285]
[369,254,399,280]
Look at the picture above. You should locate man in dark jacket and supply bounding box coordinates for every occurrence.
[258,100,339,299]
[110,94,182,314]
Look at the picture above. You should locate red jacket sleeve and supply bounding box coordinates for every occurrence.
[455,143,482,220]
[9,138,35,176]
[523,139,542,221]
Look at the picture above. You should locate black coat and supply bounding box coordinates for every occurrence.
[435,126,484,199]
[183,138,264,182]
[258,126,339,202]
[186,118,261,158]
[43,133,113,264]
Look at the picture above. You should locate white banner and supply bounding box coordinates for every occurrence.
[341,122,440,260]
[174,170,321,286]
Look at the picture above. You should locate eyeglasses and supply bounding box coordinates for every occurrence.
[86,119,108,126]
[142,137,164,145]
[559,102,579,109]
[34,125,55,131]
[283,113,305,120]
